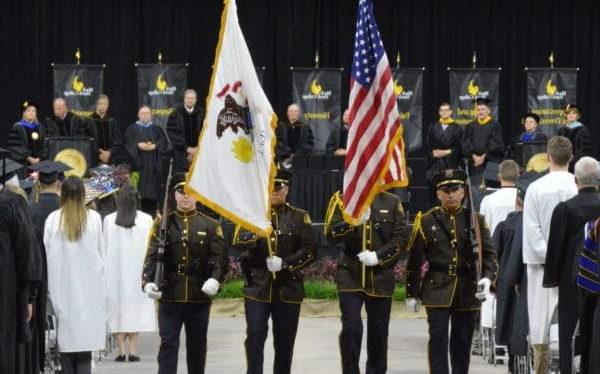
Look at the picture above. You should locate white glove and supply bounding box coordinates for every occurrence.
[358,208,371,225]
[143,283,162,300]
[266,256,283,272]
[476,278,492,300]
[357,250,379,266]
[405,298,419,313]
[201,278,220,296]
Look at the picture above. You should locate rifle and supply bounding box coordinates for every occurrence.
[463,159,483,288]
[154,158,174,288]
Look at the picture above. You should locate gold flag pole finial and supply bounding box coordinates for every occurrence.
[549,51,555,68]
[158,51,163,64]
[396,51,401,68]
[472,51,477,69]
[75,47,81,65]
[315,50,320,68]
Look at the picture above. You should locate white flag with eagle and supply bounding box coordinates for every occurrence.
[186,0,277,237]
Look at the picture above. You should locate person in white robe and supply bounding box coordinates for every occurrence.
[104,185,156,362]
[522,136,577,374]
[44,176,106,374]
[479,160,520,330]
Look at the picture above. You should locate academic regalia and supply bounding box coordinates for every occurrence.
[557,121,592,171]
[87,112,127,165]
[461,117,504,185]
[45,112,87,137]
[43,208,106,352]
[325,125,348,154]
[425,120,463,182]
[166,106,205,173]
[522,171,577,345]
[275,120,314,162]
[506,130,547,166]
[541,187,600,373]
[494,211,529,356]
[124,122,168,203]
[104,211,156,333]
[7,120,50,165]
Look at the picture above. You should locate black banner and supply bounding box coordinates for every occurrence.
[136,63,188,129]
[526,68,578,137]
[291,67,342,153]
[52,64,104,117]
[392,68,424,152]
[448,68,500,125]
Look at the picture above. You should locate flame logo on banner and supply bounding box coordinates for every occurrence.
[156,74,168,91]
[467,80,479,97]
[310,80,322,96]
[72,76,85,93]
[393,80,404,96]
[546,79,558,96]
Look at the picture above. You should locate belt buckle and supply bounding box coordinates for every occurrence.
[177,264,186,276]
[448,264,457,277]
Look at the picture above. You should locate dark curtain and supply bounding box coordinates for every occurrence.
[1,0,600,157]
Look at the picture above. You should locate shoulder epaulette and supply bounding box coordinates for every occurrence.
[407,211,424,250]
[422,206,441,217]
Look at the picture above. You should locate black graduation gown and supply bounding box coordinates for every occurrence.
[505,130,548,166]
[275,120,315,162]
[124,123,168,201]
[493,211,529,355]
[166,106,205,173]
[325,126,348,154]
[44,112,86,137]
[26,193,59,373]
[87,113,127,165]
[0,189,36,374]
[7,122,50,165]
[425,122,463,182]
[543,188,600,374]
[557,123,593,171]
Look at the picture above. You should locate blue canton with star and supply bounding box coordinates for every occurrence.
[351,0,385,88]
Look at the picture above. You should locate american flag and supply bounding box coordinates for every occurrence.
[343,0,404,223]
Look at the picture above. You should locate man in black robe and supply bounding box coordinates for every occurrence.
[543,156,600,373]
[494,172,540,372]
[461,98,504,187]
[167,89,205,173]
[325,108,349,156]
[86,94,127,165]
[125,105,168,216]
[44,97,87,137]
[426,102,463,190]
[275,103,314,167]
[0,150,37,374]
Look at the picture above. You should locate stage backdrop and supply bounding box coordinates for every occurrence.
[136,63,188,129]
[448,68,500,125]
[392,67,424,152]
[291,67,342,153]
[52,64,104,117]
[526,68,578,137]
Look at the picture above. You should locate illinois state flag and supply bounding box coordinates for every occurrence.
[186,0,277,237]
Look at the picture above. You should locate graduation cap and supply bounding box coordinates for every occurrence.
[0,148,24,184]
[21,100,39,113]
[564,104,580,114]
[522,112,540,124]
[474,97,492,106]
[516,171,542,201]
[274,169,293,190]
[29,160,72,184]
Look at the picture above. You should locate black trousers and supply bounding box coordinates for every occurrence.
[557,282,579,374]
[579,290,600,374]
[157,302,210,374]
[338,292,392,374]
[244,293,301,374]
[426,307,477,374]
[60,351,91,374]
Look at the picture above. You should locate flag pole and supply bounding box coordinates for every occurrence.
[361,223,367,288]
[267,234,277,280]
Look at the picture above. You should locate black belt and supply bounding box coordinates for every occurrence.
[168,261,204,276]
[429,263,473,277]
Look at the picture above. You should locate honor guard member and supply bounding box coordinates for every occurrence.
[405,169,498,374]
[142,172,228,374]
[324,190,410,374]
[232,169,316,374]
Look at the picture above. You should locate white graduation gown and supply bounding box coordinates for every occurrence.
[522,170,577,344]
[479,187,517,328]
[104,211,156,333]
[44,209,107,352]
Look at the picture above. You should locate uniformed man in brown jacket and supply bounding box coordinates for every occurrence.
[232,169,316,374]
[325,190,410,374]
[142,172,228,374]
[405,169,497,374]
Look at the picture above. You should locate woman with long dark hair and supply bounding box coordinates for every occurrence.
[43,176,106,374]
[104,185,155,362]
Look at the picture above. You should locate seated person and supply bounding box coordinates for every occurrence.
[326,109,349,156]
[8,101,51,169]
[275,103,314,167]
[506,112,547,166]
